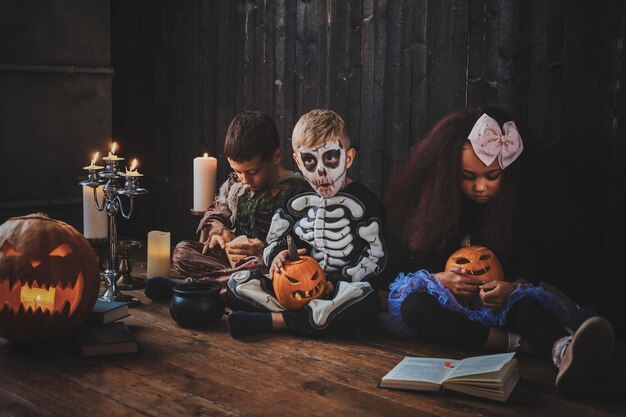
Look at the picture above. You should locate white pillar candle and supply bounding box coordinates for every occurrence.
[193,154,217,211]
[147,230,171,278]
[82,185,108,239]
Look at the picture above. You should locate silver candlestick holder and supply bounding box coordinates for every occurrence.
[80,155,147,305]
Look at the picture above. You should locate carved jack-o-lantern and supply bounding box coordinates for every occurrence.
[273,236,327,310]
[0,213,100,343]
[445,245,504,282]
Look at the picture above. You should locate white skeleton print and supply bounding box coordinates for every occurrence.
[263,192,386,282]
[263,211,291,266]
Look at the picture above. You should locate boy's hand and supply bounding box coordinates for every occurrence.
[269,248,307,279]
[226,238,264,257]
[479,281,517,312]
[435,267,483,299]
[202,229,236,254]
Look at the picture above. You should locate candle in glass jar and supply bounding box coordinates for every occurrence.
[147,230,171,278]
[193,153,217,211]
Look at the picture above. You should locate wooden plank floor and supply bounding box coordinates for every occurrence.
[2,255,626,416]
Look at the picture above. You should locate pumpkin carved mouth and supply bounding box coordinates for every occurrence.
[0,272,84,316]
[465,266,491,276]
[291,280,325,301]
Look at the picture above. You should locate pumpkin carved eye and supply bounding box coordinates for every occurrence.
[285,275,299,284]
[0,241,21,257]
[49,244,72,257]
[454,257,470,264]
[311,271,319,281]
[479,253,491,260]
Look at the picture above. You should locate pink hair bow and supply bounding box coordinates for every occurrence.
[467,113,523,169]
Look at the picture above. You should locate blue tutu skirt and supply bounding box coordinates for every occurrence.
[380,269,595,338]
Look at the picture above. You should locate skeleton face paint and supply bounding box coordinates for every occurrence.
[296,138,348,198]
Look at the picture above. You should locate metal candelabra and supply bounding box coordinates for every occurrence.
[80,155,147,305]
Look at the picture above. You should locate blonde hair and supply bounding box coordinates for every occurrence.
[292,109,350,150]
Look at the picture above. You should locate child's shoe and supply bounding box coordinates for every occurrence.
[227,311,273,339]
[554,316,614,395]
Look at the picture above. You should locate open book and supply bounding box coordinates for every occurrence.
[380,352,519,402]
[224,235,250,268]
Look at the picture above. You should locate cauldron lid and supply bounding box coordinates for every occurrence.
[173,282,220,296]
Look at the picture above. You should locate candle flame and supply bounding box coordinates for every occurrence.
[129,159,138,171]
[111,142,117,155]
[203,153,209,157]
[90,152,99,166]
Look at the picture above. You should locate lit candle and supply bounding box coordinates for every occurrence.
[103,142,123,161]
[147,230,171,278]
[193,153,217,211]
[83,152,104,170]
[82,184,108,239]
[124,159,143,177]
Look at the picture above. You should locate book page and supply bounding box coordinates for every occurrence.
[446,352,515,381]
[224,235,249,268]
[384,357,459,385]
[444,362,519,402]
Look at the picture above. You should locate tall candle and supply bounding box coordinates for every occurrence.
[193,154,217,211]
[147,230,171,278]
[82,185,108,239]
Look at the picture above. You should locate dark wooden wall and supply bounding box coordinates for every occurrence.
[110,0,626,334]
[0,0,111,224]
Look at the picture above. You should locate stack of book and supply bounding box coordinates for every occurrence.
[75,300,139,356]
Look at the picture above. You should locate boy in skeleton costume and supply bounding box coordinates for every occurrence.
[227,109,387,338]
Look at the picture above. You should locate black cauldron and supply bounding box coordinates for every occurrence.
[169,282,225,328]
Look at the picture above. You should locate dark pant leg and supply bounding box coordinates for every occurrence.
[283,290,381,338]
[505,297,569,358]
[225,270,274,312]
[400,292,489,349]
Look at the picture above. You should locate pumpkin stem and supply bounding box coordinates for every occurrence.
[286,235,300,261]
[461,234,472,247]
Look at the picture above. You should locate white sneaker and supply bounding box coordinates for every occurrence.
[555,316,614,395]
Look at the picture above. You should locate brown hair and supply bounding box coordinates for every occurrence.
[384,106,523,262]
[224,111,280,162]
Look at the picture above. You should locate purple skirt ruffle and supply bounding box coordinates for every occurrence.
[380,269,595,338]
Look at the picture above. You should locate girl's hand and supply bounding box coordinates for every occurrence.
[202,229,236,254]
[435,267,483,299]
[479,280,517,311]
[226,238,264,257]
[269,248,307,279]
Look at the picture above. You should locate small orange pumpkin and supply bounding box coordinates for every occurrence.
[445,245,504,282]
[273,236,327,310]
[0,213,100,342]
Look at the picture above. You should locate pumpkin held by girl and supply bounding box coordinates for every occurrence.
[0,213,100,343]
[445,245,504,283]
